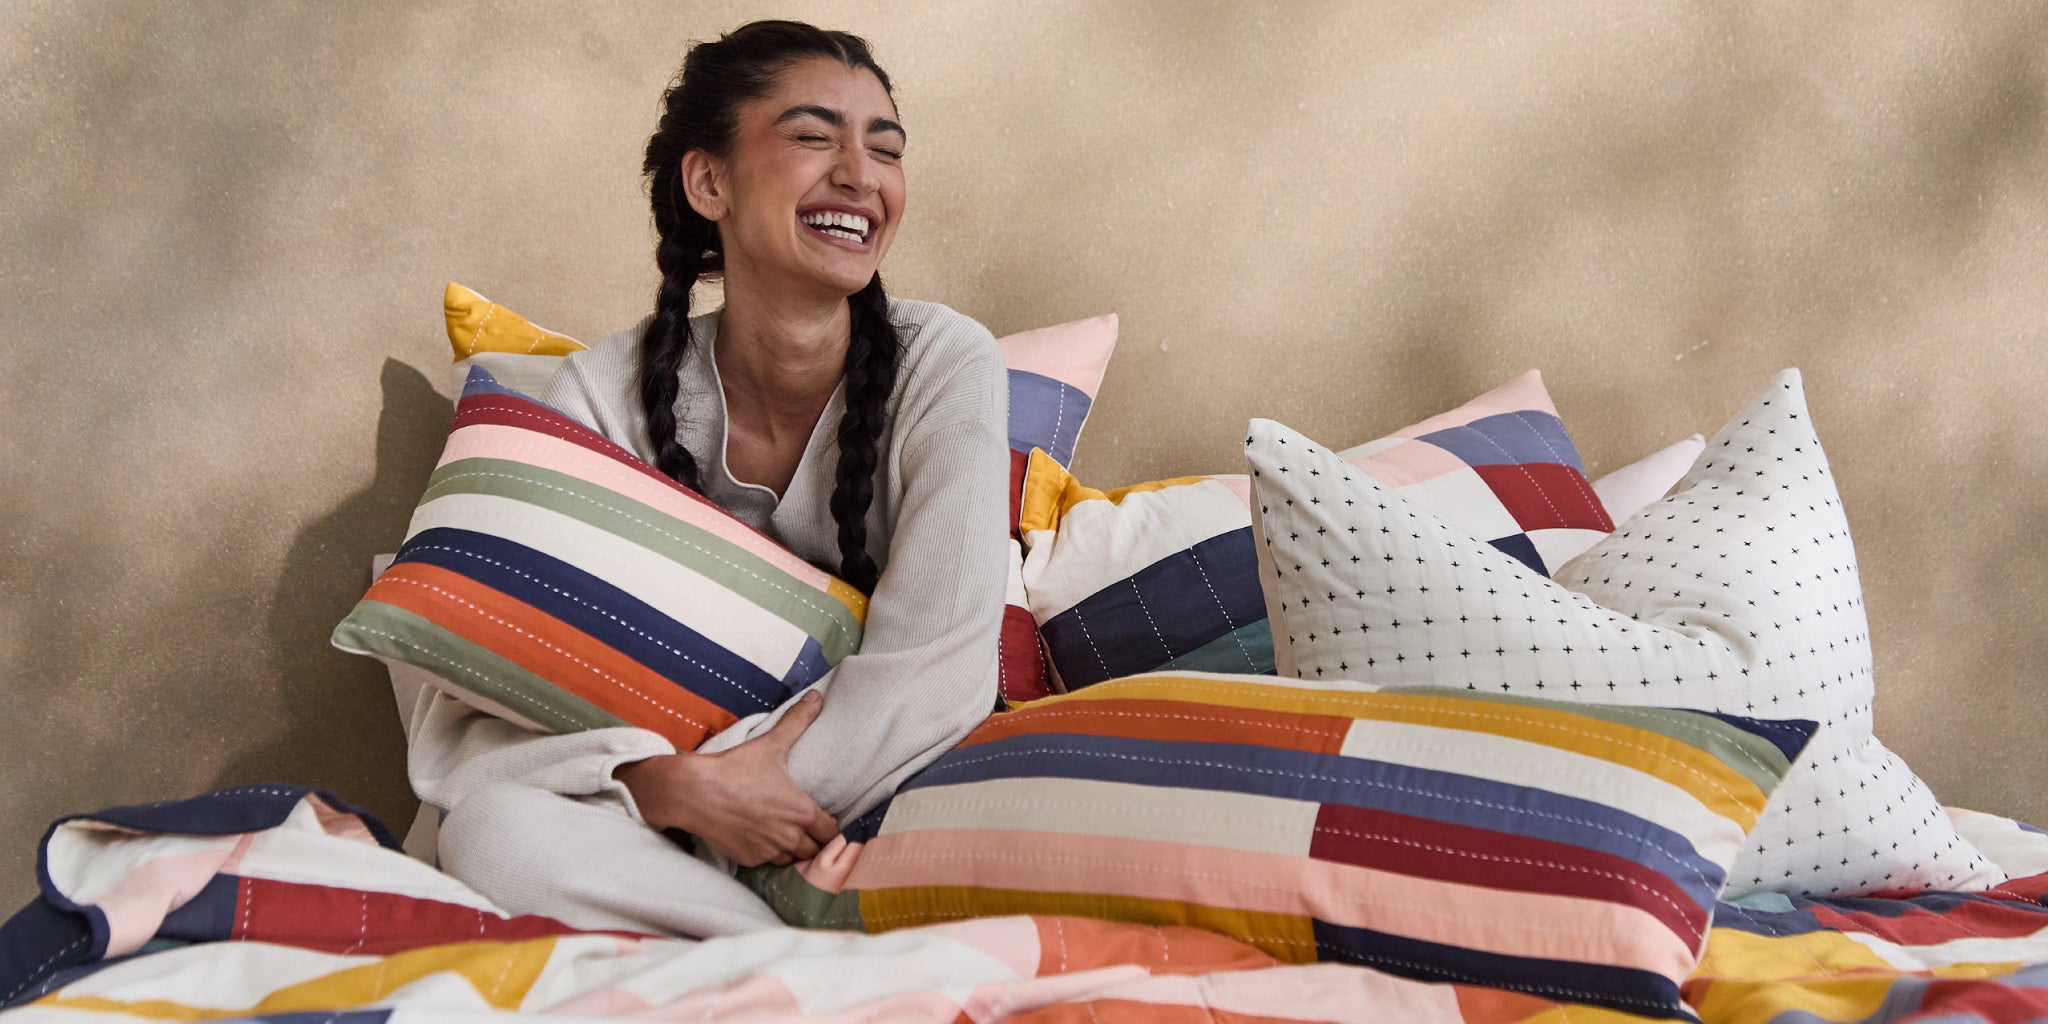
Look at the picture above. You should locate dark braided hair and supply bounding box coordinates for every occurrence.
[639,21,901,594]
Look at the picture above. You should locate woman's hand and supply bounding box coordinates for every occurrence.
[613,692,841,867]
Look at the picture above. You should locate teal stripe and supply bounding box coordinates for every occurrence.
[1155,619,1275,676]
[423,457,862,662]
[332,599,626,733]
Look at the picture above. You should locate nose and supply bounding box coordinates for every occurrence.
[830,141,880,196]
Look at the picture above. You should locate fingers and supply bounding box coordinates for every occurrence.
[806,809,840,846]
[759,690,824,754]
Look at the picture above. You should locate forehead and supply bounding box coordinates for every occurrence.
[746,57,898,127]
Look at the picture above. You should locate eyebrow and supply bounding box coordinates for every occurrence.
[774,104,907,142]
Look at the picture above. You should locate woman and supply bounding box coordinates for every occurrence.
[405,21,1009,938]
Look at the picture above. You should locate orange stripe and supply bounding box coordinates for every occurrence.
[860,886,1317,963]
[366,562,734,748]
[960,697,1351,754]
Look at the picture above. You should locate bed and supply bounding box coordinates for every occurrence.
[7,789,2048,1022]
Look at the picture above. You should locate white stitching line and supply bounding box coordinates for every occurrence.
[363,579,720,733]
[1,935,88,1004]
[461,302,498,358]
[1434,423,1567,529]
[1183,552,1259,671]
[393,543,782,706]
[921,747,1704,878]
[425,461,849,624]
[342,623,703,736]
[1009,695,1777,788]
[1127,579,1173,660]
[1508,411,1608,526]
[1065,606,1115,681]
[868,849,1702,943]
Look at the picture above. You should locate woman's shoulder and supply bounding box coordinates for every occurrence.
[884,297,1002,382]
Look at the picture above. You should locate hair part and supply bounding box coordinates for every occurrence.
[637,20,898,593]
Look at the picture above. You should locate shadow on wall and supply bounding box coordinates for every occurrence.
[213,359,451,835]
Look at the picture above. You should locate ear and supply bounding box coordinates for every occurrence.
[680,150,729,222]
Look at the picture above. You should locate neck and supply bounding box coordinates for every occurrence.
[713,273,851,425]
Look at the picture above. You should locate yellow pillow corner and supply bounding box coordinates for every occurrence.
[444,282,589,362]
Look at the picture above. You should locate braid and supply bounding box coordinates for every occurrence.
[830,274,900,594]
[639,215,706,490]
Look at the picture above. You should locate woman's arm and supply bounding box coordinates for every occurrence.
[777,341,1012,821]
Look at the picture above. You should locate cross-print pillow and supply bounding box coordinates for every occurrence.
[1246,369,2002,898]
[433,284,1118,706]
[1017,370,1615,691]
[741,671,1814,1020]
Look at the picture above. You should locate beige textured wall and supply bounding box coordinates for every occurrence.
[3,2,2043,905]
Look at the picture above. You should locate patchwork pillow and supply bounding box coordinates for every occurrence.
[438,285,1119,706]
[1017,370,1615,691]
[742,671,1815,1019]
[333,368,868,751]
[1245,369,2003,898]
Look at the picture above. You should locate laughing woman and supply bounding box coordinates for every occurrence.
[403,21,1008,937]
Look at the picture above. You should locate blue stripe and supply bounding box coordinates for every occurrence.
[1008,370,1092,466]
[1416,410,1584,471]
[1309,920,1690,1019]
[396,528,792,718]
[1039,528,1266,687]
[903,733,1714,902]
[1696,712,1818,767]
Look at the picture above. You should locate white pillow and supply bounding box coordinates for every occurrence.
[1591,434,1705,527]
[1245,370,2001,898]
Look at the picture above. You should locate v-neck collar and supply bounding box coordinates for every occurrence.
[681,310,847,531]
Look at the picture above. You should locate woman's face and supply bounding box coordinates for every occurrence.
[707,58,906,301]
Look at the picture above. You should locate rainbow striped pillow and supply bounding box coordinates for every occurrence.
[743,672,1813,1019]
[332,368,867,751]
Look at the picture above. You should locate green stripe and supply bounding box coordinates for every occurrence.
[1382,686,1798,793]
[738,864,866,931]
[1156,619,1275,676]
[332,599,627,733]
[424,458,862,662]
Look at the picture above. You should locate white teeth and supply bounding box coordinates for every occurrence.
[800,210,871,239]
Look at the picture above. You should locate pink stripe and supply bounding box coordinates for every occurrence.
[996,315,1118,394]
[1342,439,1470,488]
[1024,963,1463,1024]
[438,424,836,590]
[850,829,1688,977]
[1394,370,1556,438]
[88,845,242,957]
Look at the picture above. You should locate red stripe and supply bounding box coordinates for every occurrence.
[999,604,1053,703]
[1808,900,2048,944]
[1310,802,1702,942]
[962,697,1352,754]
[1914,978,2048,1024]
[233,876,645,953]
[448,390,816,557]
[1009,448,1029,539]
[1471,462,1613,532]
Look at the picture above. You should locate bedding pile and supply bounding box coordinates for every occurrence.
[6,788,2048,1022]
[8,286,2032,1021]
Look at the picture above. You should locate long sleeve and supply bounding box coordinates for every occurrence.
[776,351,1012,821]
[405,687,675,822]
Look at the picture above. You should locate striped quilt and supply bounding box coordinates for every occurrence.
[5,790,2048,1023]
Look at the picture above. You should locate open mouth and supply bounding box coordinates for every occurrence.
[799,209,874,247]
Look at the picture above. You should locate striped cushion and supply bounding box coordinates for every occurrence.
[431,284,1119,710]
[332,368,868,751]
[1018,370,1613,691]
[742,671,1814,1019]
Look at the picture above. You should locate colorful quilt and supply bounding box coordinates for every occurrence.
[5,789,2048,1023]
